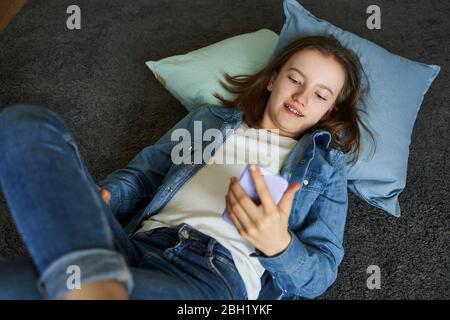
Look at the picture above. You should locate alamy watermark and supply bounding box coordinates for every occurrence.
[66,265,81,290]
[366,5,381,30]
[170,121,281,169]
[366,265,381,290]
[66,5,81,30]
[66,5,380,31]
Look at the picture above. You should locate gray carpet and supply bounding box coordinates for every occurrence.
[0,0,448,299]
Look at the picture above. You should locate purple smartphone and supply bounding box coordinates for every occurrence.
[222,164,289,224]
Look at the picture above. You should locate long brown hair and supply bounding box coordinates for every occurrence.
[213,35,375,164]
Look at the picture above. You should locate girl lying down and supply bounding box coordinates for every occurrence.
[0,35,373,300]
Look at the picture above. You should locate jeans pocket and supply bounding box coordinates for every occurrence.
[207,255,247,300]
[132,229,155,241]
[136,227,181,252]
[213,254,237,270]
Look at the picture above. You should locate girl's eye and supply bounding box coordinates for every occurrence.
[288,76,301,85]
[289,76,327,101]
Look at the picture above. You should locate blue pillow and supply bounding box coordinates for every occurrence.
[274,0,441,217]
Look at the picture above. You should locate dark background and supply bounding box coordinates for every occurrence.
[0,0,448,299]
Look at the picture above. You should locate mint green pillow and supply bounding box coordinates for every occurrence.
[145,29,279,111]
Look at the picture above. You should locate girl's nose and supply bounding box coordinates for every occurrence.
[292,89,308,107]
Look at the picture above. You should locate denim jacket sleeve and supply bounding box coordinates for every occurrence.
[97,108,201,218]
[252,152,348,299]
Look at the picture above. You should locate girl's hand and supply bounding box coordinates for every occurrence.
[225,164,302,257]
[98,187,111,205]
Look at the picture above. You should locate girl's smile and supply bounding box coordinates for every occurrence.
[283,102,304,117]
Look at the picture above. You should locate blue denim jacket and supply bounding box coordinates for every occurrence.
[98,105,348,300]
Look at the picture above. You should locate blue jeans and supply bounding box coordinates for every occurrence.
[0,104,247,300]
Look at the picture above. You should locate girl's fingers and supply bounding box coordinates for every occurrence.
[225,196,244,232]
[278,183,301,216]
[226,191,254,235]
[229,177,260,221]
[229,176,259,212]
[248,164,277,212]
[100,189,111,204]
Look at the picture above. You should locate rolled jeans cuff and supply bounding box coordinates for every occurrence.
[37,248,133,299]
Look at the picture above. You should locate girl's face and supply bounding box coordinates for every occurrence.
[260,49,346,139]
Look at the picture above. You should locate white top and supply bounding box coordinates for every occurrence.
[136,121,297,299]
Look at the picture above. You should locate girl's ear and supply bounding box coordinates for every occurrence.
[267,72,278,91]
